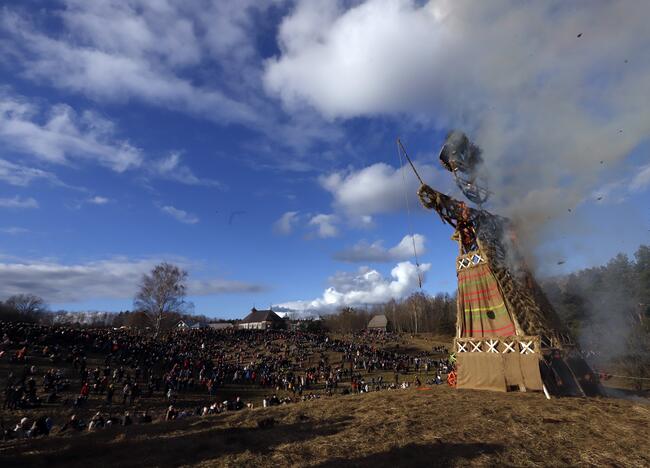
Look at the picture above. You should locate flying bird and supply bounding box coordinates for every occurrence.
[557,261,566,265]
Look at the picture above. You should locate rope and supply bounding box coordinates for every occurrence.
[396,138,422,289]
[594,370,650,381]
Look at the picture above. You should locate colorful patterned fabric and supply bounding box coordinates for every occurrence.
[457,260,517,337]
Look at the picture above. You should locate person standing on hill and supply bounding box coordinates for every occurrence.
[80,382,89,400]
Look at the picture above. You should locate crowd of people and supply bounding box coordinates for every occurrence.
[0,322,450,442]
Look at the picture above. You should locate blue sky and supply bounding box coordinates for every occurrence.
[0,1,648,319]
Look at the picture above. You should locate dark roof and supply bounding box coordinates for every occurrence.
[368,314,388,328]
[241,308,283,324]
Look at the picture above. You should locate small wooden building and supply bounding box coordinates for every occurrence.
[239,308,284,330]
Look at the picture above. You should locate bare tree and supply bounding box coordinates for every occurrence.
[5,294,48,315]
[133,262,189,335]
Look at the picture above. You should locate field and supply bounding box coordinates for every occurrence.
[1,329,649,467]
[0,331,443,422]
[1,384,649,467]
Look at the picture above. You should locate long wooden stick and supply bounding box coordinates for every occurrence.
[397,138,425,185]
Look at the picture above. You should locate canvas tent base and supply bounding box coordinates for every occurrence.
[454,337,602,397]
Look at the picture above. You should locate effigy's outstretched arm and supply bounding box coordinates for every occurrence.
[417,184,481,252]
[417,184,472,227]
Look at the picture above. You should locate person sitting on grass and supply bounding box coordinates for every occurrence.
[27,415,52,437]
[165,405,178,421]
[233,396,244,410]
[61,414,84,432]
[88,412,105,431]
[138,411,152,423]
[12,417,30,439]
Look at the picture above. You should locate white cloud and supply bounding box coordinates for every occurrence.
[273,211,300,235]
[308,213,339,238]
[359,215,374,228]
[334,234,426,263]
[188,279,264,295]
[0,227,29,235]
[266,0,650,247]
[0,1,343,159]
[278,261,430,312]
[0,3,262,127]
[152,152,224,188]
[630,163,650,192]
[161,205,199,225]
[591,181,627,205]
[0,158,59,186]
[0,257,263,303]
[87,196,110,205]
[0,93,224,190]
[0,196,38,209]
[590,162,650,205]
[0,92,142,172]
[320,162,446,217]
[265,0,437,118]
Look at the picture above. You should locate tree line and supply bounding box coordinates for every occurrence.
[320,292,457,335]
[0,298,214,330]
[0,263,214,330]
[542,245,649,337]
[542,245,650,388]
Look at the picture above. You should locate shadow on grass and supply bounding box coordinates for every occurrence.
[317,441,503,467]
[0,416,351,468]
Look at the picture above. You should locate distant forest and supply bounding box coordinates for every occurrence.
[0,302,219,331]
[542,245,650,387]
[542,245,650,341]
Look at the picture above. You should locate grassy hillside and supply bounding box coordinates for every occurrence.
[2,386,648,467]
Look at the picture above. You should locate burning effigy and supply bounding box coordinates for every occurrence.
[399,132,601,396]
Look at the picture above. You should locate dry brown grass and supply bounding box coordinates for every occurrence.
[1,386,648,468]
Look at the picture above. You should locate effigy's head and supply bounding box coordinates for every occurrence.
[439,130,489,205]
[438,130,482,174]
